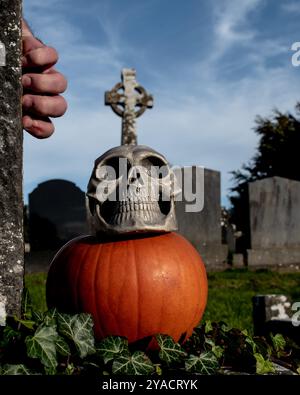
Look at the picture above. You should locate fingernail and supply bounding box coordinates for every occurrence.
[22,96,32,108]
[22,75,31,88]
[23,117,33,128]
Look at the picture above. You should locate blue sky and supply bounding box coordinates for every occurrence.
[23,0,300,206]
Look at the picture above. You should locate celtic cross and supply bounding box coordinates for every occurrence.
[105,68,153,145]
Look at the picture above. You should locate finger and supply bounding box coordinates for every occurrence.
[22,94,68,118]
[23,114,55,139]
[22,19,35,39]
[22,71,68,95]
[22,45,58,69]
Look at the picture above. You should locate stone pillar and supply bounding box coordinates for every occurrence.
[0,0,23,324]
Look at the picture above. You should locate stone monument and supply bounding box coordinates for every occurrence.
[0,0,23,325]
[247,176,300,269]
[175,167,228,269]
[29,179,88,250]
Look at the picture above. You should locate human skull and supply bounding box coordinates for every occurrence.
[87,145,179,235]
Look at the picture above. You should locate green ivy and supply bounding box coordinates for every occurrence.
[0,292,299,375]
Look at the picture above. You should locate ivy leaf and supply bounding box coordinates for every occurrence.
[1,364,32,375]
[56,336,71,356]
[212,345,224,359]
[57,313,95,358]
[205,321,213,333]
[154,364,162,375]
[271,333,286,355]
[254,353,275,375]
[97,336,129,364]
[205,337,215,347]
[245,336,257,354]
[25,324,58,371]
[112,351,154,375]
[32,311,45,323]
[156,334,187,365]
[221,323,232,333]
[185,351,219,374]
[44,366,57,375]
[204,337,224,359]
[1,325,22,346]
[14,318,36,330]
[65,363,75,375]
[43,309,58,327]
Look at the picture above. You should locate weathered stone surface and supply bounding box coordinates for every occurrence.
[248,248,300,270]
[249,177,300,249]
[232,253,245,268]
[175,167,228,269]
[0,0,23,324]
[0,40,5,66]
[248,177,300,267]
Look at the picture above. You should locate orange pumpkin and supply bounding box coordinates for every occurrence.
[46,232,208,344]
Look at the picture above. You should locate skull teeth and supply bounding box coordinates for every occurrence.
[109,200,164,225]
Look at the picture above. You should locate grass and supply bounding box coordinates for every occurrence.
[25,269,300,333]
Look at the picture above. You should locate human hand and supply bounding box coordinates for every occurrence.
[22,19,67,138]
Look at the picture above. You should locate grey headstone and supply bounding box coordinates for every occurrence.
[247,177,300,268]
[0,0,23,324]
[28,179,88,250]
[175,167,228,269]
[253,295,299,343]
[232,253,244,268]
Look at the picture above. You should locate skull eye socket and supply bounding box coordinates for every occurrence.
[96,157,131,180]
[140,156,170,179]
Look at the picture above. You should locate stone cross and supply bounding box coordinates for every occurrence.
[0,0,23,325]
[105,68,153,145]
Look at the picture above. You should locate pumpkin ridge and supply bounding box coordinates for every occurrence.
[93,242,104,338]
[107,242,121,335]
[74,243,90,312]
[171,234,187,338]
[115,242,126,329]
[132,239,141,341]
[184,238,206,333]
[155,235,167,338]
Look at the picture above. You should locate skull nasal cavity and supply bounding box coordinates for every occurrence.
[129,171,143,184]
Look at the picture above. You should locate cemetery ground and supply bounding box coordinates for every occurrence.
[25,268,300,334]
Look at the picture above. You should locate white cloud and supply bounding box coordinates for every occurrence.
[213,0,262,47]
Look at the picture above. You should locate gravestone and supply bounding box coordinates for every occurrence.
[247,177,300,269]
[0,0,23,324]
[29,179,88,250]
[175,167,228,269]
[253,295,299,343]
